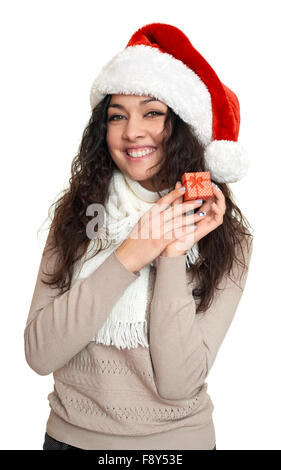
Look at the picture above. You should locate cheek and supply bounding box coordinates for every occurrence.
[106,128,119,151]
[154,129,166,148]
[152,119,168,139]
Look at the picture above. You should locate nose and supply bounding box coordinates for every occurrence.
[122,115,146,141]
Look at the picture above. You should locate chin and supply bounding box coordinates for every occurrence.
[128,170,155,183]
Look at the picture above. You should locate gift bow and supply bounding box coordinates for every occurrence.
[189,174,205,189]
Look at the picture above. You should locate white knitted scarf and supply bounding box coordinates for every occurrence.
[71,168,199,350]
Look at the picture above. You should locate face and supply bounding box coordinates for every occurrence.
[106,94,170,191]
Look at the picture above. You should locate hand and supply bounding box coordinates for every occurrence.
[160,181,200,257]
[160,181,226,257]
[115,186,204,273]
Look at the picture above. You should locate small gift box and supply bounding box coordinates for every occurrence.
[181,171,213,201]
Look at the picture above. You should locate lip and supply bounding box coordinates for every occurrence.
[123,148,157,161]
[125,146,157,151]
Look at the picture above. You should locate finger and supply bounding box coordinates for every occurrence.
[175,225,198,242]
[163,210,205,238]
[164,219,198,241]
[193,198,211,215]
[173,181,184,205]
[162,198,203,224]
[211,201,224,223]
[212,184,226,213]
[172,230,198,252]
[170,181,184,207]
[199,201,223,230]
[156,184,190,211]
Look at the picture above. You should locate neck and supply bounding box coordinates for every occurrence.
[120,171,172,203]
[138,177,170,193]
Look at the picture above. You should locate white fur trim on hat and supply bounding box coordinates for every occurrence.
[90,45,213,146]
[204,140,250,183]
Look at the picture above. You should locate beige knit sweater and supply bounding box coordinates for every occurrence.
[24,228,253,450]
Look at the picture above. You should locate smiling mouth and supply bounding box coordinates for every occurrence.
[124,148,157,158]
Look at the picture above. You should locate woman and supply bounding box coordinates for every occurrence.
[25,23,253,450]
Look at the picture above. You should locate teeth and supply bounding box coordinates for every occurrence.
[127,148,156,157]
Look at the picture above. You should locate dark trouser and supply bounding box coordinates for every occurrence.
[43,433,82,450]
[43,432,216,450]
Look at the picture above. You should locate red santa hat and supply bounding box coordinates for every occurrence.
[90,23,249,183]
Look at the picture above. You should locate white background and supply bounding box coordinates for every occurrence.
[1,0,280,450]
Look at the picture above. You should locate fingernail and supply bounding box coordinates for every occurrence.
[212,182,221,191]
[180,186,186,191]
[197,211,206,216]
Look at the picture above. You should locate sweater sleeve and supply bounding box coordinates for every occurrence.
[149,236,254,400]
[24,227,140,376]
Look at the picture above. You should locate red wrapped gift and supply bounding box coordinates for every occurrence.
[181,171,213,201]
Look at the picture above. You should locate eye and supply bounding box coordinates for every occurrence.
[146,111,164,117]
[108,114,125,122]
[108,111,165,122]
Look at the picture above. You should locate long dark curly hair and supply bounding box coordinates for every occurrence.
[39,93,253,313]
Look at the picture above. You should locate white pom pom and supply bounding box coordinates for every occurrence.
[204,140,250,183]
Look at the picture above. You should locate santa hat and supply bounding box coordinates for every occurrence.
[90,23,249,183]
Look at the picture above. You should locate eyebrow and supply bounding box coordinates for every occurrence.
[108,98,160,110]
